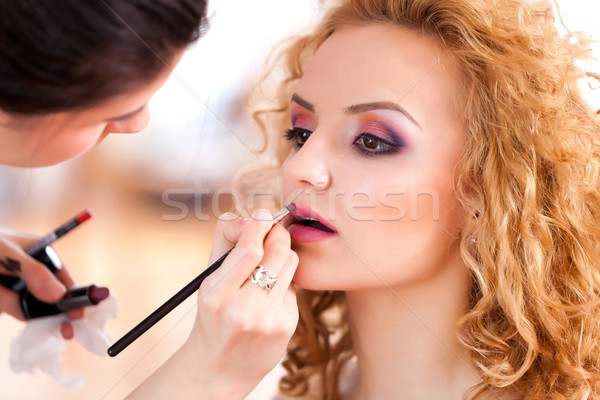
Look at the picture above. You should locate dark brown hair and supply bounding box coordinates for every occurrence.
[0,0,207,115]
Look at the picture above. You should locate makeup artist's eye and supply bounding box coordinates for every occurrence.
[353,133,402,156]
[284,127,313,148]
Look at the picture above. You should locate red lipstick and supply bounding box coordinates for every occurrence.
[288,204,337,242]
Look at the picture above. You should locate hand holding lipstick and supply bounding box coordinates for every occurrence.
[128,209,299,399]
[0,210,108,341]
[0,229,82,338]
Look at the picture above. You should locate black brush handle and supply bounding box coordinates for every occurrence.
[107,248,233,357]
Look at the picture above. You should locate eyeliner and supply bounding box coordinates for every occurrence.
[27,210,93,256]
[0,210,93,293]
[107,204,294,357]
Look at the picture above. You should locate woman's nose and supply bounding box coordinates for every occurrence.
[282,134,332,192]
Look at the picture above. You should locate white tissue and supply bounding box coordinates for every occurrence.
[9,293,118,391]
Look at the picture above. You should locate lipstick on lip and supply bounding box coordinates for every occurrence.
[288,204,337,242]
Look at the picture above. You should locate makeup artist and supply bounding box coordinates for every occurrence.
[0,0,207,337]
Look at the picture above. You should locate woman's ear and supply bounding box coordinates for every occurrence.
[460,208,479,242]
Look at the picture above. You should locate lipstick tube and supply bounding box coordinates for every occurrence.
[19,284,109,319]
[0,246,109,319]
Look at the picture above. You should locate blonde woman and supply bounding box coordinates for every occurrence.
[137,0,600,398]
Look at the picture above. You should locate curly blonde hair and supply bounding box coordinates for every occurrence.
[252,0,600,398]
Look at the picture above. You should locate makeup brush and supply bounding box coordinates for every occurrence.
[107,203,295,357]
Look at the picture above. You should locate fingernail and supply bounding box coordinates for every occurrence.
[41,280,66,299]
[219,212,238,222]
[253,209,273,231]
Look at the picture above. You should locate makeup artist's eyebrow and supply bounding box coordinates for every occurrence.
[344,102,421,129]
[110,105,145,121]
[291,93,315,112]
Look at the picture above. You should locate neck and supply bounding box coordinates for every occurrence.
[343,254,480,400]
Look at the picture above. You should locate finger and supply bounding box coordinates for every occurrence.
[65,307,84,320]
[258,224,291,274]
[269,249,299,299]
[51,260,86,320]
[60,322,74,340]
[242,224,291,292]
[51,267,84,320]
[0,284,24,320]
[55,264,84,320]
[53,264,76,288]
[0,237,28,276]
[0,238,67,303]
[207,212,244,264]
[18,256,67,303]
[1,232,38,253]
[202,209,272,293]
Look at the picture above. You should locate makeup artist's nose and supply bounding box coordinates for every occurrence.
[103,105,150,135]
[282,136,331,191]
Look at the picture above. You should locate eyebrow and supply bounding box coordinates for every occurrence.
[110,105,145,121]
[291,93,315,112]
[291,93,421,129]
[344,102,421,128]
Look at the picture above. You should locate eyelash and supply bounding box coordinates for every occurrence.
[284,127,311,148]
[284,127,403,156]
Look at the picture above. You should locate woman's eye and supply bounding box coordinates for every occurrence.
[353,133,402,156]
[284,127,312,148]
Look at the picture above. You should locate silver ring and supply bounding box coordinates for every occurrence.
[249,265,278,290]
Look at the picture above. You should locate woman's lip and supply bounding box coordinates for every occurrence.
[290,204,338,233]
[287,204,338,243]
[288,223,337,242]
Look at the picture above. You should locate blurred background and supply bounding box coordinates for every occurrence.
[0,1,599,399]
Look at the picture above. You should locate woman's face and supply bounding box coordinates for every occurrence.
[282,24,468,291]
[0,55,180,167]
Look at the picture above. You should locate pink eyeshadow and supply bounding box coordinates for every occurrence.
[292,114,313,129]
